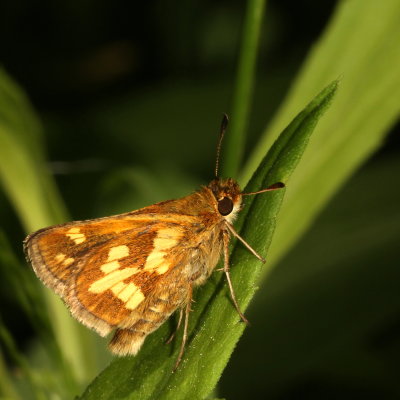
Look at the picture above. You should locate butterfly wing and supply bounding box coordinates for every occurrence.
[24,209,206,338]
[25,188,224,355]
[24,215,151,299]
[68,220,192,337]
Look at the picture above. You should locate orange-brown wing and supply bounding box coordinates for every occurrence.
[24,215,153,297]
[24,212,199,336]
[68,221,193,336]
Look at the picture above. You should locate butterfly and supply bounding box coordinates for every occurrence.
[24,115,284,369]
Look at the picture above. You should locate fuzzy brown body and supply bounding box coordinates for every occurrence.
[24,179,243,356]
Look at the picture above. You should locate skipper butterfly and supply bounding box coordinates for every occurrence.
[24,115,284,369]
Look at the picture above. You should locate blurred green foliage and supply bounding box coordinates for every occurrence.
[0,0,399,399]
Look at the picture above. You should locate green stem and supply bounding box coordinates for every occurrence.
[222,0,267,178]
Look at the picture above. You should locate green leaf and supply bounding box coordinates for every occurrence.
[0,69,67,232]
[79,81,338,400]
[0,68,96,387]
[221,0,267,177]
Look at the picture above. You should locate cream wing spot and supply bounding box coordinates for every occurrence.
[109,281,145,309]
[66,227,86,244]
[89,268,136,293]
[143,253,165,270]
[108,245,129,261]
[116,283,139,302]
[63,257,74,266]
[154,264,169,274]
[142,227,182,275]
[101,261,121,274]
[153,237,179,249]
[110,281,126,295]
[55,253,66,263]
[126,291,145,310]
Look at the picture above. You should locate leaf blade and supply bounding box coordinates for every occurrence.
[0,68,96,386]
[79,81,338,400]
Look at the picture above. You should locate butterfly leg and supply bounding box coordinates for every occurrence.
[165,308,183,345]
[173,286,192,372]
[225,221,265,263]
[223,231,249,325]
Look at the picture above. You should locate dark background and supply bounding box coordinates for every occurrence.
[1,1,399,399]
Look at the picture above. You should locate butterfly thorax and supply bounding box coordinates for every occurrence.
[173,178,242,286]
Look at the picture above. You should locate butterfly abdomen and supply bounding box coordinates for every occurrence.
[109,328,146,356]
[110,285,189,355]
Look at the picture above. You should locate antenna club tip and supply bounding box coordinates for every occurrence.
[221,113,229,129]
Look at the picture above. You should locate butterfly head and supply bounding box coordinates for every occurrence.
[208,178,242,223]
[209,114,285,225]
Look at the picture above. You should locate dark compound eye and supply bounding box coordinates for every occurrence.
[218,197,234,216]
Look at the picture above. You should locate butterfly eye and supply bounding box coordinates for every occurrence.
[218,197,234,216]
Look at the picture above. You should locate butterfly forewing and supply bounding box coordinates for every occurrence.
[25,216,145,298]
[24,193,223,343]
[69,222,190,335]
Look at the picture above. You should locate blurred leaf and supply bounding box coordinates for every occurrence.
[0,321,40,399]
[221,0,266,177]
[241,0,400,272]
[0,68,95,387]
[82,81,231,174]
[0,231,54,348]
[79,81,337,400]
[0,69,67,232]
[0,348,21,400]
[96,165,197,217]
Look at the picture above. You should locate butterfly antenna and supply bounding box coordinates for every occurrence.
[242,182,285,196]
[215,113,229,178]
